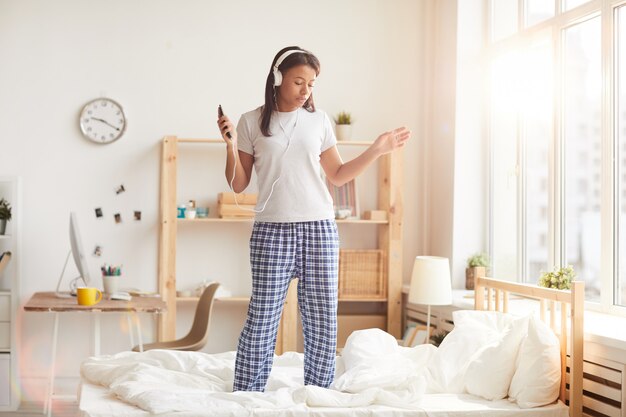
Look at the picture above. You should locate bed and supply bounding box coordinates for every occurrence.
[78,277,584,417]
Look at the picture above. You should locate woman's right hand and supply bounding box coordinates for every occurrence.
[217,114,237,146]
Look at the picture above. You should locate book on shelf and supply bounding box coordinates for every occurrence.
[218,203,256,218]
[218,192,258,205]
[0,252,11,274]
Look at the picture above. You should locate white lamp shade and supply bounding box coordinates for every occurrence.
[408,256,452,306]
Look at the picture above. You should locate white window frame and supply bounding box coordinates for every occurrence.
[486,0,626,315]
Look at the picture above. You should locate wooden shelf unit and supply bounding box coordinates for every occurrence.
[177,218,389,224]
[0,177,20,411]
[157,135,404,350]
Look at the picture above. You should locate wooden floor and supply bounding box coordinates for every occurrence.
[0,401,79,417]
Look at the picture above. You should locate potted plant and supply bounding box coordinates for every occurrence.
[334,111,353,141]
[0,198,11,235]
[429,329,450,347]
[465,252,489,290]
[538,266,575,290]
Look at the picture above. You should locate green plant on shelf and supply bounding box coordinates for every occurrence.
[334,111,352,125]
[538,265,575,290]
[466,252,489,268]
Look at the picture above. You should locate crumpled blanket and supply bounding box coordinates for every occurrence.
[81,328,435,414]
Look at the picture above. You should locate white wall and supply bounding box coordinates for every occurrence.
[424,0,488,288]
[424,0,457,260]
[452,0,488,287]
[0,0,428,402]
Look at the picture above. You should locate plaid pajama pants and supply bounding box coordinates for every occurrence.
[233,219,339,392]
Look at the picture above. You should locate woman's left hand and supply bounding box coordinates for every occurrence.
[373,127,411,155]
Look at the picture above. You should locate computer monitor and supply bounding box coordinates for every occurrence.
[55,212,91,296]
[69,211,91,286]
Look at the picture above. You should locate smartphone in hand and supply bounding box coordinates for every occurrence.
[218,105,231,139]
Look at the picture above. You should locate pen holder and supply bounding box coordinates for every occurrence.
[102,275,120,295]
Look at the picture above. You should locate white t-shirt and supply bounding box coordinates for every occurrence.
[236,106,337,222]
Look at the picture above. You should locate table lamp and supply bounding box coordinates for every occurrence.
[408,256,452,344]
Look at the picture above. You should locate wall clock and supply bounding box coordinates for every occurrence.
[79,98,126,144]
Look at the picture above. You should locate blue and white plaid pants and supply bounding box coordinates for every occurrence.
[233,219,339,392]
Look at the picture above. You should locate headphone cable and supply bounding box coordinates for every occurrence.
[228,109,299,213]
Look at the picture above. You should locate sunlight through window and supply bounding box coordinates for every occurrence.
[527,0,555,27]
[523,36,553,283]
[491,52,521,280]
[564,17,601,302]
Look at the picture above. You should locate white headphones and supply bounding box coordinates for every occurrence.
[273,49,307,87]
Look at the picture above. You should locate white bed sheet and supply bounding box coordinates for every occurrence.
[78,327,569,417]
[78,382,569,417]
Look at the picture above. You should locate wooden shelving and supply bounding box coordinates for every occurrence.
[177,296,251,302]
[0,177,20,411]
[175,138,374,147]
[158,135,404,351]
[177,217,388,224]
[177,217,252,223]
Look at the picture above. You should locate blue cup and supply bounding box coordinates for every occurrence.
[196,207,209,218]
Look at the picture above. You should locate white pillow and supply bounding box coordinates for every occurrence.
[464,315,529,400]
[426,310,515,393]
[508,316,561,408]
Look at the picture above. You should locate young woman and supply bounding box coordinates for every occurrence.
[217,46,410,392]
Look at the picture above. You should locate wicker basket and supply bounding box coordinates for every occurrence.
[338,249,386,300]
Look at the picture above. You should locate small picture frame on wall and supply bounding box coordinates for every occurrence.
[325,177,359,219]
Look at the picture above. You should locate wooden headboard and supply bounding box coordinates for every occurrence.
[474,276,584,417]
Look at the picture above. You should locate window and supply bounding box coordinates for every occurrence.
[617,6,626,306]
[563,17,601,302]
[524,36,553,282]
[487,1,626,312]
[493,0,519,41]
[491,52,520,280]
[564,0,591,11]
[526,0,555,27]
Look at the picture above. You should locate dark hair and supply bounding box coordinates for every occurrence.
[260,46,321,136]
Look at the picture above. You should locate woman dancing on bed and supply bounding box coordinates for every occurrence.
[217,46,411,392]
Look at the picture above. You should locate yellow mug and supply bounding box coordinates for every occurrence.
[77,287,102,306]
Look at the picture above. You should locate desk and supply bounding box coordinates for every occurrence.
[24,292,166,417]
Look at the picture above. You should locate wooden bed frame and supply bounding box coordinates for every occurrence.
[474,276,584,417]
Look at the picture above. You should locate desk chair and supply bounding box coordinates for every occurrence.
[133,282,220,352]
